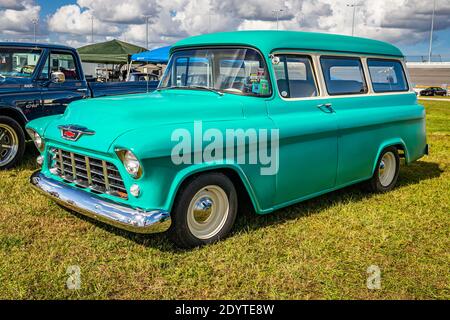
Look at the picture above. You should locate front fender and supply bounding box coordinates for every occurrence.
[111,122,277,214]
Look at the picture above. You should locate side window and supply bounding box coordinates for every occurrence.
[320,56,367,95]
[367,59,408,92]
[273,55,318,98]
[49,52,79,81]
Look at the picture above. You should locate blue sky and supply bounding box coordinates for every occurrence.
[1,0,449,59]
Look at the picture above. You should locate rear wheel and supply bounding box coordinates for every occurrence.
[364,147,400,193]
[168,172,238,248]
[0,116,25,170]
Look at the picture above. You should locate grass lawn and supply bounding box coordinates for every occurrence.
[419,96,450,100]
[0,100,449,300]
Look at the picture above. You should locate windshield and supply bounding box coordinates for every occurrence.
[159,48,271,97]
[0,47,42,78]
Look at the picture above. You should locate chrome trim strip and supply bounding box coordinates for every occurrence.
[58,149,64,176]
[102,160,110,193]
[30,171,171,234]
[85,156,92,186]
[70,152,76,179]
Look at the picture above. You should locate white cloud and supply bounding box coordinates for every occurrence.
[0,0,40,35]
[77,0,160,24]
[2,0,450,50]
[48,4,120,36]
[0,0,29,10]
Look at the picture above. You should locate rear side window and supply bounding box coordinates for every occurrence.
[320,57,367,95]
[367,59,408,92]
[273,55,318,98]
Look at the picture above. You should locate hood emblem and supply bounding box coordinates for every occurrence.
[58,125,95,141]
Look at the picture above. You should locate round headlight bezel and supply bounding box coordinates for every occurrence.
[27,129,45,152]
[116,149,143,179]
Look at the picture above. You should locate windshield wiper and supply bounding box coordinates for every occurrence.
[157,85,224,96]
[186,85,224,96]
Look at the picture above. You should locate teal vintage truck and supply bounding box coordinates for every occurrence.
[27,31,428,248]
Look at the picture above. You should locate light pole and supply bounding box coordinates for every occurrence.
[144,15,151,49]
[428,0,437,63]
[90,15,94,43]
[272,9,284,31]
[208,7,211,32]
[31,18,38,43]
[346,2,361,36]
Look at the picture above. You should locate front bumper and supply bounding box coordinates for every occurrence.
[30,171,171,234]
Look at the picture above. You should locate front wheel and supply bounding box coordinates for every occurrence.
[364,147,400,193]
[0,116,25,170]
[168,172,238,248]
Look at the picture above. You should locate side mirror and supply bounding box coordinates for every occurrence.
[51,71,65,84]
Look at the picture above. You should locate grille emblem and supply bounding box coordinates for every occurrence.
[59,125,95,141]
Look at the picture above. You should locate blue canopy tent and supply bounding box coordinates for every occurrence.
[130,46,171,64]
[126,46,171,81]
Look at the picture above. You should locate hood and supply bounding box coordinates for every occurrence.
[44,90,245,153]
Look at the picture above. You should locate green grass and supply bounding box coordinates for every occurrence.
[0,101,449,300]
[419,96,450,100]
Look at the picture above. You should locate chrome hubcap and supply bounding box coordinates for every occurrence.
[187,185,229,240]
[0,124,19,167]
[379,152,396,187]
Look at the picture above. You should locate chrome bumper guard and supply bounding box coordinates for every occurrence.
[30,171,171,234]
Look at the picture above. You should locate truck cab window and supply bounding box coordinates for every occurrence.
[40,52,79,81]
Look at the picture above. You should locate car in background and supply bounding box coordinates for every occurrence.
[127,72,159,82]
[420,87,448,96]
[0,42,159,169]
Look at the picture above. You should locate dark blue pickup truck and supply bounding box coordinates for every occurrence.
[0,42,158,169]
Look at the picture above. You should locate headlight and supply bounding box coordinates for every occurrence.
[116,149,143,179]
[26,129,45,152]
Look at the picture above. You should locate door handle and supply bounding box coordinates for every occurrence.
[317,103,335,113]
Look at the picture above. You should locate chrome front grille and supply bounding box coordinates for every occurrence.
[49,148,128,199]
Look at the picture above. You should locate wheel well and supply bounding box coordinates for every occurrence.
[393,144,406,159]
[0,108,27,132]
[178,168,257,215]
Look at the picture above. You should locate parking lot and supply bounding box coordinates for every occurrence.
[0,100,448,300]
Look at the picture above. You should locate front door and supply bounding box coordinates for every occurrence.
[39,51,88,116]
[267,54,338,206]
